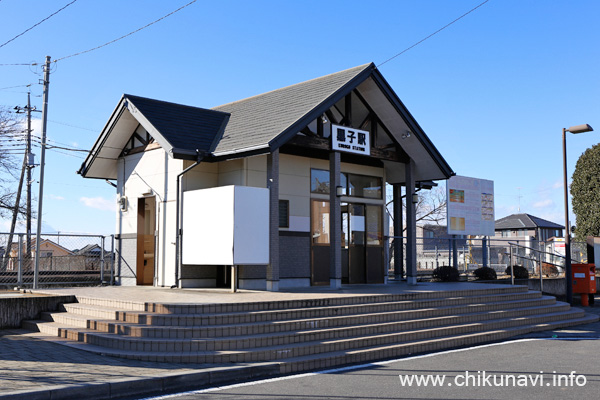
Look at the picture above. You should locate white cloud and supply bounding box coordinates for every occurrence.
[80,196,116,212]
[48,194,65,201]
[533,199,553,208]
[552,181,563,189]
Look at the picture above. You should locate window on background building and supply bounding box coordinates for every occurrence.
[279,200,289,228]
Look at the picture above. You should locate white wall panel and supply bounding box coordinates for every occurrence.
[182,186,269,265]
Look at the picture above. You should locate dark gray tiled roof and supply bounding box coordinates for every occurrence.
[211,63,372,155]
[495,213,564,230]
[124,94,230,155]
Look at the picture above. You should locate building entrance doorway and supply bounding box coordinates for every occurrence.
[311,200,384,286]
[136,196,156,285]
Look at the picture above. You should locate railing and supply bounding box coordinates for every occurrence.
[0,233,114,288]
[387,235,587,287]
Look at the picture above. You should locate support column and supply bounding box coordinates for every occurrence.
[329,151,342,289]
[482,237,488,268]
[267,149,280,291]
[405,159,417,285]
[393,184,404,280]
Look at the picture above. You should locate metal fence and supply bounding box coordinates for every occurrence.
[388,236,588,278]
[0,233,114,288]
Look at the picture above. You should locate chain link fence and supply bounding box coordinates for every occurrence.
[388,236,589,279]
[0,233,114,288]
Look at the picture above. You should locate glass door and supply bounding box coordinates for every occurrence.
[341,203,350,283]
[349,204,366,284]
[311,200,330,285]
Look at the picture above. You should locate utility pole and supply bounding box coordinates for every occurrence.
[33,56,51,290]
[26,91,34,259]
[8,90,37,273]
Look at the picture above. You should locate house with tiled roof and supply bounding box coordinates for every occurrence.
[79,63,454,290]
[495,213,564,241]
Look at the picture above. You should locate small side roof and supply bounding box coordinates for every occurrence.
[79,95,230,179]
[495,213,564,230]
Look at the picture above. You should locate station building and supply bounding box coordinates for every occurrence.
[79,63,454,290]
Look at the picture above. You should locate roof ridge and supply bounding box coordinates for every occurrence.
[124,94,230,116]
[212,63,373,110]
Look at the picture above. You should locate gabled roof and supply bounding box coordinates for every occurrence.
[8,238,74,255]
[74,244,101,255]
[80,63,454,182]
[211,64,373,156]
[495,213,564,230]
[79,95,230,179]
[124,95,230,157]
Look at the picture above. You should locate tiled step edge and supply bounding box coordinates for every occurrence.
[277,313,600,374]
[98,292,544,326]
[71,285,530,314]
[34,310,590,363]
[31,302,572,351]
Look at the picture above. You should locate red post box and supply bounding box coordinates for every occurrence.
[572,263,596,306]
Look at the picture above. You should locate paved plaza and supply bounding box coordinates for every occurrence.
[1,285,599,399]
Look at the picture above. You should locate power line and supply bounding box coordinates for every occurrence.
[46,144,88,152]
[48,119,98,132]
[0,63,33,66]
[0,84,31,91]
[0,0,79,50]
[378,0,490,67]
[56,0,198,62]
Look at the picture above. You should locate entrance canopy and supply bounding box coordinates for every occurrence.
[79,63,454,184]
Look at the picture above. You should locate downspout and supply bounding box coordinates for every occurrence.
[174,151,205,288]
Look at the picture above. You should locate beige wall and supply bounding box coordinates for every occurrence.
[116,148,386,287]
[117,148,184,287]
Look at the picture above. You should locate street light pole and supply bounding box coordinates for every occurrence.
[562,128,573,304]
[562,124,594,304]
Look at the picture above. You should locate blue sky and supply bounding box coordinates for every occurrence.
[0,0,598,235]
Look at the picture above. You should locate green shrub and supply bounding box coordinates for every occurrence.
[432,266,460,282]
[473,266,497,280]
[505,265,529,279]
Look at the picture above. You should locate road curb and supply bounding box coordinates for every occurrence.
[0,363,281,400]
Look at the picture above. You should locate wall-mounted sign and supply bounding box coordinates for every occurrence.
[331,124,370,156]
[447,175,495,236]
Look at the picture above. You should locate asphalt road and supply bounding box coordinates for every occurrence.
[143,338,600,400]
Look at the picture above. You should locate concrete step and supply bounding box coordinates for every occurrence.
[32,294,557,339]
[58,303,128,320]
[71,285,530,314]
[47,312,597,365]
[41,311,92,328]
[84,291,544,326]
[34,299,568,349]
[277,313,600,374]
[25,308,586,359]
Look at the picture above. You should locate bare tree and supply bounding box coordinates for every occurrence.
[386,182,447,229]
[0,106,25,218]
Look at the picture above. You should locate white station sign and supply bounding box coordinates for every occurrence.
[331,124,370,156]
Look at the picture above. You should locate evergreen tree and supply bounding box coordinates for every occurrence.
[571,143,600,241]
